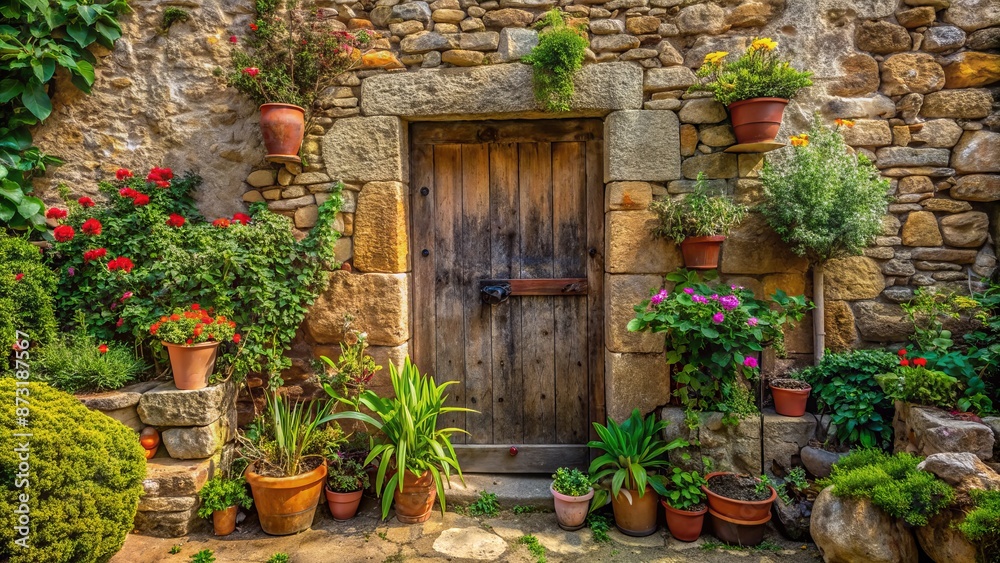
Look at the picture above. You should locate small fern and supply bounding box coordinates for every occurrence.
[522,10,588,112]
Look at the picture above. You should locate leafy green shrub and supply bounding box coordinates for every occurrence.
[0,378,145,563]
[662,467,707,510]
[551,467,592,497]
[326,455,369,493]
[688,37,812,106]
[649,172,749,243]
[759,118,890,264]
[46,169,342,381]
[792,349,898,449]
[190,550,215,563]
[959,490,1000,563]
[468,491,500,517]
[34,327,147,392]
[823,449,953,527]
[522,10,588,112]
[0,235,56,355]
[197,477,253,518]
[876,361,959,410]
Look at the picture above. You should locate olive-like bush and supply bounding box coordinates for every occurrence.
[0,378,146,563]
[0,235,57,355]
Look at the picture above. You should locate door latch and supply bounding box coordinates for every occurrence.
[481,282,512,305]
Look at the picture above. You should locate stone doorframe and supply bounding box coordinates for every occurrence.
[318,62,681,424]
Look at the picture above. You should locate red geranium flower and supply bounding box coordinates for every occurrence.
[78,196,95,208]
[233,333,241,343]
[116,318,124,328]
[232,212,251,225]
[150,322,161,335]
[898,349,907,356]
[229,35,238,43]
[53,225,75,242]
[146,167,173,182]
[14,273,23,281]
[213,218,231,228]
[108,256,134,273]
[45,207,67,220]
[166,214,186,227]
[900,359,910,367]
[191,303,201,310]
[249,22,258,31]
[83,248,108,262]
[120,187,138,198]
[98,344,108,354]
[170,314,181,321]
[116,168,133,180]
[913,357,927,367]
[155,180,170,188]
[133,193,150,206]
[243,67,260,78]
[82,218,102,236]
[186,339,193,345]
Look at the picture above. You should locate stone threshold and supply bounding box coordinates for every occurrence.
[446,473,554,510]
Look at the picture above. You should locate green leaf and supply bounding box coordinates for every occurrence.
[0,198,15,222]
[0,79,23,103]
[76,4,97,24]
[21,78,51,121]
[65,22,91,46]
[16,194,43,219]
[0,179,24,203]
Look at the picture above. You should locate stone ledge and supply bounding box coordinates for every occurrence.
[137,378,235,427]
[446,474,553,510]
[76,380,160,411]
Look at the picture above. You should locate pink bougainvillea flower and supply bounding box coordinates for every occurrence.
[650,289,669,306]
[78,196,95,208]
[743,356,758,368]
[719,295,740,311]
[232,212,251,225]
[53,225,75,242]
[243,67,260,78]
[747,317,758,327]
[116,168,133,180]
[82,218,103,236]
[166,213,186,227]
[46,207,67,220]
[67,266,75,276]
[683,287,694,295]
[711,312,725,324]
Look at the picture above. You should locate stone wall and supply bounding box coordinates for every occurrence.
[40,0,1000,421]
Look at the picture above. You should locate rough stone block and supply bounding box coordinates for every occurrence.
[952,175,1000,202]
[604,110,680,182]
[720,214,809,275]
[605,181,652,211]
[901,210,943,246]
[825,300,858,351]
[353,181,409,273]
[306,271,410,346]
[137,379,234,427]
[643,66,697,92]
[763,408,818,471]
[133,505,203,538]
[952,131,1000,174]
[854,301,914,342]
[920,89,993,119]
[137,495,198,513]
[323,116,407,183]
[606,274,666,354]
[161,415,232,460]
[894,402,995,460]
[605,352,670,422]
[824,256,885,300]
[605,210,683,273]
[496,27,537,61]
[142,455,225,498]
[661,406,761,475]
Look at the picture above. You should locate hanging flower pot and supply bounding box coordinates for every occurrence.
[260,103,306,164]
[770,379,812,417]
[728,97,789,145]
[679,235,726,270]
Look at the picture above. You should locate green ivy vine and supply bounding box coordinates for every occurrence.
[0,0,128,233]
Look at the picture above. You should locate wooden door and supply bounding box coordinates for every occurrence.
[410,120,605,473]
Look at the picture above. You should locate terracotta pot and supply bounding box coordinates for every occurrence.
[709,508,771,547]
[144,444,158,459]
[162,341,219,390]
[212,505,238,536]
[611,486,659,537]
[679,235,725,270]
[702,472,776,521]
[393,470,437,524]
[771,383,812,417]
[245,460,328,535]
[662,501,706,542]
[728,97,789,145]
[325,487,364,521]
[551,486,594,531]
[260,103,305,163]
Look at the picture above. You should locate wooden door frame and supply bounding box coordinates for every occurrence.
[408,119,605,473]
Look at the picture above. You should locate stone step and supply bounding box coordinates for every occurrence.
[446,473,554,510]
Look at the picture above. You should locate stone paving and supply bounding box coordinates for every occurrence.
[113,498,823,563]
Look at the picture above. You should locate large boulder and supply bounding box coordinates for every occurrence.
[917,452,1000,493]
[916,510,977,563]
[811,487,919,563]
[894,403,996,461]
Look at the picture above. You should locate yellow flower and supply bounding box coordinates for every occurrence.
[750,38,778,51]
[835,118,855,128]
[703,51,729,66]
[790,134,809,147]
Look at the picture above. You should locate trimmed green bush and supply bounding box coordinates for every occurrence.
[959,489,1000,563]
[0,235,57,355]
[0,379,146,563]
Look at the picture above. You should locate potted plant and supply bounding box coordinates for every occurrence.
[549,467,594,531]
[702,473,776,546]
[239,387,363,535]
[197,476,254,536]
[227,0,372,162]
[333,357,473,524]
[661,466,708,542]
[689,37,812,145]
[769,378,812,417]
[588,409,686,537]
[319,315,381,401]
[150,304,238,390]
[649,173,748,269]
[324,452,370,521]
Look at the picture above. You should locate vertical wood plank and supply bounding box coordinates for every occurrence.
[433,144,467,442]
[410,142,436,374]
[489,142,524,444]
[586,140,607,437]
[462,143,493,443]
[552,141,590,444]
[518,142,556,444]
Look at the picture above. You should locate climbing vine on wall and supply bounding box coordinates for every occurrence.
[0,0,128,233]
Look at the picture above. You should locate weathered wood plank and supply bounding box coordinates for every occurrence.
[433,144,467,443]
[454,444,590,473]
[410,142,436,374]
[519,142,556,445]
[462,143,493,443]
[478,278,588,296]
[489,142,523,444]
[552,141,590,445]
[586,140,607,439]
[411,120,603,145]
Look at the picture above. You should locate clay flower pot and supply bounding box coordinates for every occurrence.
[770,379,812,417]
[702,472,776,521]
[728,97,789,145]
[394,470,437,524]
[662,501,706,542]
[162,341,220,390]
[679,235,725,270]
[611,486,659,537]
[709,508,771,547]
[260,103,305,163]
[245,460,328,535]
[212,505,238,536]
[551,486,594,531]
[325,487,364,521]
